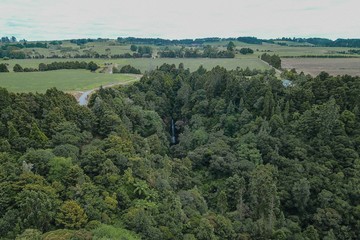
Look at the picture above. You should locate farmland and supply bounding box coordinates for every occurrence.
[282,58,360,76]
[0,57,270,73]
[0,70,138,93]
[1,37,360,94]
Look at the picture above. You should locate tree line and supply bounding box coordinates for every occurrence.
[1,62,142,74]
[158,45,235,58]
[0,61,99,72]
[275,37,360,48]
[113,65,141,74]
[38,61,99,72]
[261,53,282,69]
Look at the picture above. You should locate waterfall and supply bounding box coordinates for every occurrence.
[171,118,176,144]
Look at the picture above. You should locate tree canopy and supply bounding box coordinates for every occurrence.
[0,65,359,239]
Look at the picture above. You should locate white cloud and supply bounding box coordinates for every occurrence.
[1,0,359,40]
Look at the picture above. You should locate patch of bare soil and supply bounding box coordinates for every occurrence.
[282,58,360,76]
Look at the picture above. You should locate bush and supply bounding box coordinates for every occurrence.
[13,64,24,72]
[87,61,99,72]
[119,65,141,74]
[23,67,38,72]
[239,48,254,54]
[0,63,9,72]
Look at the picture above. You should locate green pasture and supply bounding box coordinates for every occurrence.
[86,45,132,55]
[110,57,269,72]
[207,40,360,57]
[0,70,137,93]
[3,39,360,60]
[1,56,270,74]
[19,40,133,58]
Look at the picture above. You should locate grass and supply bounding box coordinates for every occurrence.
[112,57,270,72]
[2,39,359,80]
[0,70,137,93]
[1,57,270,74]
[207,40,360,57]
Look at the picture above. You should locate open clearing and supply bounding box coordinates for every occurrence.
[0,70,138,93]
[282,58,360,76]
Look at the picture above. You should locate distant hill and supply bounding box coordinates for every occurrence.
[273,37,360,48]
[2,35,360,47]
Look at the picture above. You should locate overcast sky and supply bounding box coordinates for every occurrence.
[1,0,359,41]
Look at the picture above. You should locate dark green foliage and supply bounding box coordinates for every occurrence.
[13,64,24,72]
[137,46,153,56]
[87,61,99,72]
[280,37,360,47]
[0,63,9,72]
[0,65,359,239]
[130,44,138,52]
[158,45,235,58]
[261,53,282,69]
[114,65,141,74]
[38,61,97,72]
[239,48,254,54]
[237,36,264,44]
[227,41,235,51]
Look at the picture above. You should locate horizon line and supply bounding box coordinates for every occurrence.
[2,35,360,42]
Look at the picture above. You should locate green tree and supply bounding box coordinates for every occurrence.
[239,48,254,54]
[225,174,246,217]
[227,41,235,51]
[262,88,275,119]
[217,190,228,214]
[130,45,138,52]
[193,218,216,240]
[19,149,54,176]
[87,61,99,72]
[48,157,73,183]
[249,164,280,237]
[292,178,310,213]
[38,63,47,71]
[15,229,42,240]
[303,225,320,240]
[0,63,9,72]
[29,122,48,149]
[16,187,59,232]
[56,200,88,229]
[13,64,24,72]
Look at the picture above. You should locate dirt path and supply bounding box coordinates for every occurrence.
[69,74,142,106]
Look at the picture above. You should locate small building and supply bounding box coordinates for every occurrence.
[282,79,293,88]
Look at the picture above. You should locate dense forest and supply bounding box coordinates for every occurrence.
[0,64,360,239]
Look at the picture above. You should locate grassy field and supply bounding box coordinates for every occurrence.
[1,57,270,73]
[3,39,360,59]
[0,70,137,93]
[207,40,360,57]
[282,58,360,76]
[2,39,360,80]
